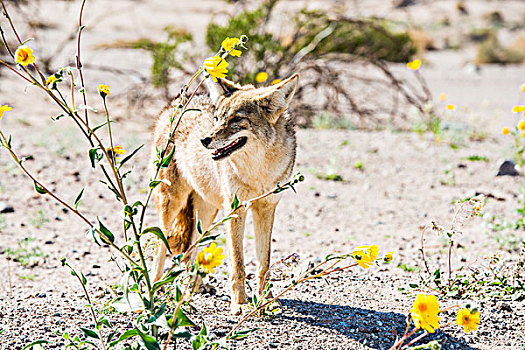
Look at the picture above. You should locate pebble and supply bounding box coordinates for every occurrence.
[0,201,14,213]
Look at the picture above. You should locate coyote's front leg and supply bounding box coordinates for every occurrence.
[251,200,278,294]
[225,206,248,315]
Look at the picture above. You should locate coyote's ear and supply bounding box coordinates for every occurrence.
[204,77,241,104]
[257,74,299,123]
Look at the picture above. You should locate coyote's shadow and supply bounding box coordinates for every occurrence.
[279,299,478,350]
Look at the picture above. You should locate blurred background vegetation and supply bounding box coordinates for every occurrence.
[1,0,524,129]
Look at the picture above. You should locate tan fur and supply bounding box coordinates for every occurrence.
[151,74,299,314]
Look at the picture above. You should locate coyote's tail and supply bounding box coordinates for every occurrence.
[153,193,194,282]
[167,193,194,254]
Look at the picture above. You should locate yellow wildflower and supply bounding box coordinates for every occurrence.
[519,120,525,131]
[203,56,229,82]
[521,132,525,138]
[221,37,242,57]
[384,251,393,262]
[410,294,441,333]
[521,84,525,92]
[446,104,456,111]
[255,72,268,83]
[406,59,421,71]
[456,308,480,333]
[46,75,57,87]
[196,243,225,274]
[438,93,447,102]
[512,106,525,113]
[352,244,379,269]
[108,145,126,157]
[502,127,510,135]
[271,79,282,85]
[15,45,35,66]
[0,104,12,119]
[98,84,110,98]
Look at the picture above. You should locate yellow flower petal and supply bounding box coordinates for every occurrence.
[447,104,456,111]
[255,72,268,83]
[0,104,12,119]
[15,45,35,66]
[204,56,229,82]
[502,127,510,135]
[518,120,525,131]
[410,294,441,333]
[108,145,126,157]
[406,59,421,71]
[229,49,242,57]
[384,251,393,262]
[438,93,447,102]
[456,308,480,333]
[512,106,525,113]
[46,75,57,87]
[221,37,240,52]
[521,83,525,92]
[271,79,282,85]
[98,84,110,98]
[197,242,225,274]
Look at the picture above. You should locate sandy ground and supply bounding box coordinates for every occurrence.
[1,0,525,349]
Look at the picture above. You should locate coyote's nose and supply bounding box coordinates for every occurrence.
[200,137,212,147]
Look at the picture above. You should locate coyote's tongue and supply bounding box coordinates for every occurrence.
[212,137,247,160]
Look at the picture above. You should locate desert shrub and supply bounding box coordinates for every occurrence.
[414,196,525,301]
[203,1,429,129]
[476,32,524,64]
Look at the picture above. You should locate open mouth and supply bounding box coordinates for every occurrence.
[211,137,247,160]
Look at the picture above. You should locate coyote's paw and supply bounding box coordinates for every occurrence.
[230,302,250,316]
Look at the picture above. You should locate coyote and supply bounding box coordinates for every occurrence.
[151,74,299,314]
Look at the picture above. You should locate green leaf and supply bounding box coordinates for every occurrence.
[97,218,115,244]
[111,293,145,313]
[74,187,85,209]
[229,328,258,340]
[96,316,111,330]
[168,308,196,328]
[51,114,65,121]
[152,269,183,293]
[34,181,47,195]
[196,233,222,247]
[149,179,171,189]
[79,327,99,339]
[231,194,240,210]
[109,329,139,347]
[119,144,144,167]
[142,226,171,254]
[199,322,207,336]
[172,329,192,339]
[197,218,203,235]
[160,146,176,168]
[80,272,87,286]
[136,329,160,350]
[86,228,101,246]
[22,340,51,350]
[90,121,111,134]
[145,303,170,329]
[88,148,100,168]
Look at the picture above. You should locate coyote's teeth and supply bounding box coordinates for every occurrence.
[211,137,247,160]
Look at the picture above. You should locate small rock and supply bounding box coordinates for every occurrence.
[37,293,46,298]
[44,240,54,245]
[0,201,14,214]
[497,160,519,176]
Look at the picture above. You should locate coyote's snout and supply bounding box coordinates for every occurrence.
[151,73,299,314]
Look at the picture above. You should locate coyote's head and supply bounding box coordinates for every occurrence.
[200,74,299,161]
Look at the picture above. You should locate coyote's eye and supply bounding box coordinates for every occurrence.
[213,116,218,123]
[230,116,243,124]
